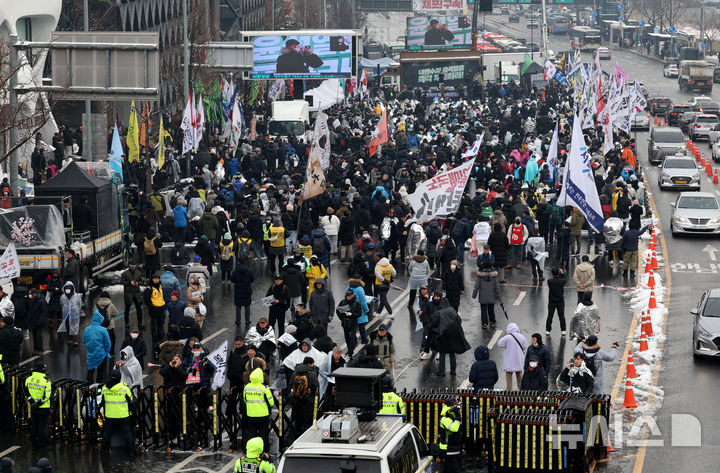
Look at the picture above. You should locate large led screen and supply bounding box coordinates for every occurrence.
[406,16,473,50]
[249,34,354,79]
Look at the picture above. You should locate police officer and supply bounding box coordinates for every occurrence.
[24,359,51,448]
[439,396,462,473]
[100,369,135,454]
[0,354,11,433]
[242,367,274,449]
[234,437,276,473]
[378,376,405,416]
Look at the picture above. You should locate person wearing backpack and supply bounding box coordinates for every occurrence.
[574,335,618,394]
[219,232,235,283]
[311,229,332,269]
[289,356,319,435]
[95,290,118,356]
[237,230,254,261]
[425,219,442,270]
[143,228,162,279]
[170,241,190,266]
[497,322,529,390]
[144,272,167,345]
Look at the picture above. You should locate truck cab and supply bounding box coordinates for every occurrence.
[380,67,401,92]
[268,100,312,143]
[494,61,521,84]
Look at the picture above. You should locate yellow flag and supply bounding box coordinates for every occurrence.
[127,101,140,163]
[158,116,165,169]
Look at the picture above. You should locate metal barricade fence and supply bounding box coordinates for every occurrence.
[5,369,609,467]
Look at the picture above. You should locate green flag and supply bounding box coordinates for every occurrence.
[522,52,532,75]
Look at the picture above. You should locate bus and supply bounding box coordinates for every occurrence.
[548,15,571,34]
[571,26,602,50]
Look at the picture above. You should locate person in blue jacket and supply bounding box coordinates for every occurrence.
[468,345,498,393]
[82,310,112,384]
[347,274,370,344]
[173,201,188,244]
[228,156,240,177]
[160,265,181,303]
[371,185,389,202]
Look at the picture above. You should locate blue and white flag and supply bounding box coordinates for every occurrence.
[108,123,124,182]
[546,122,559,183]
[461,133,484,159]
[558,114,604,232]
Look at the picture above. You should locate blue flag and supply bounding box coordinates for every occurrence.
[109,123,124,182]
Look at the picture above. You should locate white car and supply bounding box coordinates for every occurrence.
[712,137,720,162]
[663,63,679,78]
[527,18,539,28]
[597,47,611,60]
[689,96,713,107]
[631,114,650,130]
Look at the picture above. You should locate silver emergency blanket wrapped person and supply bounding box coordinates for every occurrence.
[569,295,601,340]
[603,212,624,252]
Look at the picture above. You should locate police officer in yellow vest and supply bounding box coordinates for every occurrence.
[234,437,276,473]
[0,354,10,433]
[100,369,135,454]
[25,359,52,448]
[379,376,405,416]
[243,367,274,449]
[439,396,462,473]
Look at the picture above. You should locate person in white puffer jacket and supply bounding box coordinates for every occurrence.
[319,207,340,254]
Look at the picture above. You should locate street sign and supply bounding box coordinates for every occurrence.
[618,4,624,10]
[592,10,598,16]
[654,26,660,33]
[669,26,677,34]
[639,20,645,26]
[619,15,624,21]
[701,41,707,49]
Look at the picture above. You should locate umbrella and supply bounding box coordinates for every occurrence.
[359,57,400,69]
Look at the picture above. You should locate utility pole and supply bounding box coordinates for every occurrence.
[84,0,93,161]
[701,3,705,57]
[541,0,549,59]
[471,0,480,50]
[9,34,19,196]
[352,0,356,29]
[183,0,191,178]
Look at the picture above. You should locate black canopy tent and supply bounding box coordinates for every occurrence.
[35,161,119,239]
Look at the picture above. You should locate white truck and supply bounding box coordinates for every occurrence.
[268,100,312,143]
[679,60,714,93]
[494,61,521,84]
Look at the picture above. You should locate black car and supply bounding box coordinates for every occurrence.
[509,13,520,22]
[526,42,540,52]
[666,104,692,126]
[650,97,673,116]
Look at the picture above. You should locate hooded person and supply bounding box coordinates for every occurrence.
[346,275,370,344]
[59,281,82,345]
[523,333,551,375]
[245,317,277,361]
[497,322,529,390]
[282,338,328,396]
[574,335,618,394]
[306,255,328,298]
[121,327,147,368]
[117,345,144,388]
[82,310,112,384]
[308,278,335,327]
[569,291,601,339]
[242,353,270,385]
[468,345,499,393]
[520,354,548,391]
[233,437,275,473]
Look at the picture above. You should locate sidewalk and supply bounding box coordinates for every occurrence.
[609,43,666,64]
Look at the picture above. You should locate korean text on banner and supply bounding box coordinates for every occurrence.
[407,158,475,224]
[0,243,21,281]
[127,101,140,163]
[208,341,228,391]
[413,0,465,12]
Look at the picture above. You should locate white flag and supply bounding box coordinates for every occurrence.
[269,79,285,101]
[208,341,228,391]
[558,114,604,232]
[602,113,614,156]
[180,93,195,155]
[230,98,243,150]
[194,94,205,149]
[461,133,484,159]
[313,109,331,169]
[407,159,475,224]
[0,243,20,281]
[546,122,559,183]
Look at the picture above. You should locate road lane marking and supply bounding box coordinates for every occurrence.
[488,329,503,349]
[0,446,20,457]
[513,291,526,305]
[19,350,54,366]
[201,328,228,344]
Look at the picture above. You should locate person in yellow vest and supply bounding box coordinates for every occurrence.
[298,236,313,260]
[379,376,405,416]
[100,369,135,454]
[262,216,273,259]
[234,437,276,473]
[267,219,286,273]
[25,360,52,448]
[306,255,327,299]
[144,272,166,345]
[242,368,274,449]
[439,396,462,473]
[0,353,9,432]
[374,257,397,318]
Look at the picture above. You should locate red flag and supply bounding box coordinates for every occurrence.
[368,106,388,156]
[597,75,605,115]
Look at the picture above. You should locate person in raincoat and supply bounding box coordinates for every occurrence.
[524,154,539,185]
[497,322,529,390]
[116,345,144,388]
[306,255,327,299]
[569,292,601,340]
[59,281,82,346]
[233,437,276,473]
[429,300,471,377]
[82,310,112,384]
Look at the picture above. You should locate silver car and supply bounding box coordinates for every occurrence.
[671,192,720,236]
[648,126,687,164]
[658,155,701,190]
[689,113,720,140]
[691,289,720,358]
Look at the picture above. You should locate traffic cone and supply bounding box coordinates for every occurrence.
[654,116,658,125]
[645,252,654,273]
[639,332,649,352]
[647,270,656,289]
[650,230,657,247]
[622,378,638,409]
[643,311,655,337]
[649,289,657,309]
[708,161,714,176]
[626,350,638,378]
[701,157,706,168]
[715,169,719,184]
[651,250,659,270]
[648,238,655,252]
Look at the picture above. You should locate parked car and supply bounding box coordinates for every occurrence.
[691,289,720,358]
[648,126,687,164]
[650,97,673,116]
[509,13,520,22]
[671,192,720,236]
[526,42,540,52]
[597,47,611,60]
[663,62,679,78]
[666,103,692,126]
[658,155,701,190]
[680,111,701,134]
[690,114,720,140]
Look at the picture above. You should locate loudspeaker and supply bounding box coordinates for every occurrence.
[478,0,493,12]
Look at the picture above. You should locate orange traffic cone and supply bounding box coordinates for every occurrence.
[643,311,655,337]
[651,250,659,270]
[647,271,656,289]
[639,332,649,352]
[649,289,657,309]
[648,238,655,251]
[708,161,714,176]
[622,378,638,409]
[654,116,658,125]
[626,350,638,378]
[645,252,653,273]
[715,170,719,184]
[650,231,657,247]
[701,157,706,168]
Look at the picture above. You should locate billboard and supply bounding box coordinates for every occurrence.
[406,16,473,50]
[401,60,479,89]
[413,0,466,11]
[246,33,355,79]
